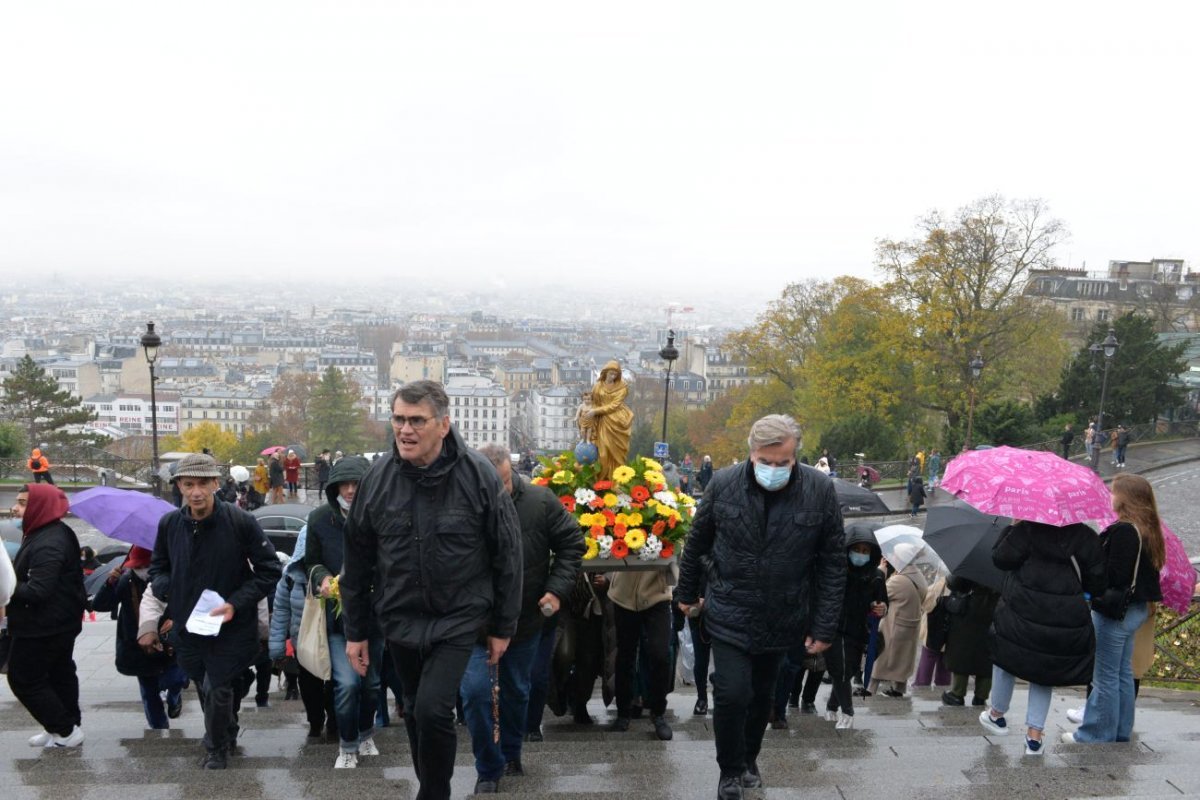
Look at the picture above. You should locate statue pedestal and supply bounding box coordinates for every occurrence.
[580,555,677,572]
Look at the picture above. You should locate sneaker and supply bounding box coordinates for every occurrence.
[47,727,85,748]
[334,751,358,769]
[167,695,183,719]
[741,761,762,788]
[357,737,379,757]
[1025,736,1044,755]
[202,751,227,770]
[693,697,708,715]
[1060,731,1077,744]
[800,702,817,715]
[473,778,499,794]
[835,712,854,730]
[978,709,1009,736]
[652,715,673,741]
[610,716,630,732]
[526,727,544,742]
[1066,707,1084,725]
[503,760,525,777]
[29,731,52,747]
[718,775,744,800]
[824,709,838,722]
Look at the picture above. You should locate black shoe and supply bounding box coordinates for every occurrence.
[285,690,299,701]
[941,691,965,707]
[573,712,595,725]
[800,702,817,715]
[718,775,744,800]
[882,689,904,698]
[972,696,987,707]
[256,698,270,709]
[504,760,525,777]
[473,778,499,794]
[167,696,183,719]
[694,698,709,715]
[630,703,644,719]
[741,761,762,788]
[787,693,800,709]
[202,751,227,770]
[770,716,789,730]
[653,715,673,741]
[610,717,631,732]
[525,728,544,742]
[853,687,872,698]
[308,723,323,738]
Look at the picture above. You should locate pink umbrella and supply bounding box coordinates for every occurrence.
[261,445,285,456]
[941,446,1112,527]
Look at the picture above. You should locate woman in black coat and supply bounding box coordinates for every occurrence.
[980,521,1105,755]
[941,576,999,706]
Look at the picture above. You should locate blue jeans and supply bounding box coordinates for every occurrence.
[460,636,541,781]
[328,633,383,753]
[525,619,558,734]
[1076,601,1149,743]
[990,664,1052,732]
[137,663,188,729]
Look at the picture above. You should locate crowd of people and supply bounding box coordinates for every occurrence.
[0,383,1181,800]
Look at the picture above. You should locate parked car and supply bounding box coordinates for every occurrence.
[252,504,311,556]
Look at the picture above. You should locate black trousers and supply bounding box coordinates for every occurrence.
[33,471,55,484]
[297,663,336,731]
[688,615,712,699]
[196,674,239,754]
[823,636,863,717]
[7,632,80,736]
[392,640,473,800]
[570,612,606,714]
[613,601,672,717]
[710,638,784,779]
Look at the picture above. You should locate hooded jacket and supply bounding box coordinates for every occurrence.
[836,523,887,646]
[269,527,310,660]
[988,521,1106,686]
[306,455,371,635]
[7,484,86,638]
[28,448,51,473]
[507,473,585,642]
[676,460,847,653]
[340,425,523,648]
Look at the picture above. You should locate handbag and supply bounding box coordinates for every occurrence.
[296,583,331,681]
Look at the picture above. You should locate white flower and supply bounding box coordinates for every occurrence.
[652,491,678,508]
[617,493,633,508]
[597,535,614,559]
[638,535,663,561]
[575,488,597,505]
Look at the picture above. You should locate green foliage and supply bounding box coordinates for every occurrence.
[309,367,365,453]
[0,420,25,458]
[230,429,280,466]
[1,355,97,445]
[818,413,905,462]
[973,398,1037,446]
[1054,313,1188,425]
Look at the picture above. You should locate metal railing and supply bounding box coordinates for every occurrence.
[1147,597,1200,686]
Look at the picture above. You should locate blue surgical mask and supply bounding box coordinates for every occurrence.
[12,518,22,531]
[848,551,871,567]
[753,462,791,491]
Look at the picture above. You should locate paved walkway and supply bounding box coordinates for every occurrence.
[2,623,1200,799]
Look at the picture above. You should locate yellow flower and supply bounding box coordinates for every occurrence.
[615,513,630,526]
[627,512,643,527]
[580,513,600,527]
[644,470,665,486]
[642,458,663,472]
[551,470,573,485]
[584,539,599,559]
[612,465,636,484]
[678,493,696,506]
[603,493,619,508]
[625,528,647,551]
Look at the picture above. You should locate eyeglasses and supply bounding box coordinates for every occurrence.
[391,414,435,430]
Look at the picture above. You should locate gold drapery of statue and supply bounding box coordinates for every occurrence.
[580,360,632,481]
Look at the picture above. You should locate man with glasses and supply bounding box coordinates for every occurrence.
[341,380,522,800]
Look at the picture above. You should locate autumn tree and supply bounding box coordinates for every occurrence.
[1,355,97,446]
[254,372,319,452]
[175,422,239,461]
[877,195,1071,432]
[310,367,366,453]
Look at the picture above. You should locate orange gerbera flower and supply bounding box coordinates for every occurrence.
[588,497,607,510]
[613,523,628,539]
[630,486,650,502]
[611,539,630,559]
[560,496,576,513]
[590,525,606,538]
[661,542,674,558]
[652,520,667,536]
[532,477,549,486]
[667,515,677,529]
[602,509,617,525]
[593,480,613,491]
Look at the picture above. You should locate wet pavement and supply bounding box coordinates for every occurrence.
[3,622,1200,799]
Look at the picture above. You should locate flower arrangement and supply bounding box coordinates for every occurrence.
[326,575,343,617]
[532,452,696,562]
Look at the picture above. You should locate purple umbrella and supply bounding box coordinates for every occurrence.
[70,487,175,550]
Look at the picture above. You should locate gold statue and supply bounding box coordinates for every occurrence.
[580,360,633,480]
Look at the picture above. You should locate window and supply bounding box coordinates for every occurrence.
[1097,309,1110,322]
[1070,308,1086,322]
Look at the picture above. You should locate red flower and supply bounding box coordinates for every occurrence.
[560,496,576,513]
[601,509,617,525]
[588,497,607,510]
[630,485,650,503]
[656,483,666,492]
[532,477,549,486]
[611,539,630,559]
[667,515,677,530]
[613,524,628,539]
[652,520,667,536]
[593,480,613,491]
[661,542,674,558]
[590,525,606,538]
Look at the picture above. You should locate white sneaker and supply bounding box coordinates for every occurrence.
[47,727,84,748]
[1066,707,1084,724]
[1060,731,1077,744]
[334,751,358,769]
[28,731,52,747]
[824,710,838,723]
[357,737,379,757]
[835,712,854,730]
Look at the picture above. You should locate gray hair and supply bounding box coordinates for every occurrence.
[747,414,801,452]
[477,444,510,469]
[391,380,449,418]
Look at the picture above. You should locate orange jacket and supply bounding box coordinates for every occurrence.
[28,449,51,473]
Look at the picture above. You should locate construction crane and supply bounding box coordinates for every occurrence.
[663,304,695,328]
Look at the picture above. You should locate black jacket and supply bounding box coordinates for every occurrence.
[268,459,284,488]
[943,576,1000,676]
[1091,521,1162,619]
[340,426,523,648]
[7,520,86,639]
[93,570,175,677]
[306,456,371,635]
[149,500,281,686]
[509,473,585,642]
[676,461,846,653]
[837,523,887,647]
[988,521,1106,686]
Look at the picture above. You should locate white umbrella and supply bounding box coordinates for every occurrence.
[874,524,945,574]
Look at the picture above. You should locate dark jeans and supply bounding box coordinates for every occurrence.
[688,615,711,699]
[711,638,784,778]
[33,471,55,484]
[137,663,189,729]
[526,616,558,732]
[7,632,81,736]
[824,637,863,717]
[392,640,474,800]
[461,635,541,780]
[298,663,336,732]
[773,646,820,718]
[253,655,272,704]
[377,647,404,727]
[196,673,239,754]
[1115,445,1128,464]
[613,601,672,717]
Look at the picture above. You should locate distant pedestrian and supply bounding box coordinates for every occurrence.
[27,448,54,485]
[284,450,301,499]
[316,449,331,494]
[1060,424,1075,460]
[253,458,270,498]
[1084,422,1096,462]
[1114,425,1131,468]
[940,576,1000,707]
[908,475,926,517]
[821,448,837,478]
[268,453,285,505]
[927,449,941,488]
[697,455,713,492]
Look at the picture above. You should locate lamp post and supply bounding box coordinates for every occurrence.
[658,330,679,457]
[1089,328,1119,472]
[965,353,985,449]
[140,322,162,495]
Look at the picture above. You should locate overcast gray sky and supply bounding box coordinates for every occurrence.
[2,1,1197,298]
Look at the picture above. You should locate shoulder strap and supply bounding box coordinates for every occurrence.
[1129,524,1142,592]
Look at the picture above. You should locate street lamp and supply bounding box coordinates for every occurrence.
[965,352,985,449]
[658,330,679,457]
[140,321,163,495]
[1089,328,1120,472]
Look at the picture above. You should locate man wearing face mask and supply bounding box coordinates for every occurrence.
[677,415,846,800]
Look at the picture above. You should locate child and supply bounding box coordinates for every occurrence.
[908,475,927,517]
[824,524,888,728]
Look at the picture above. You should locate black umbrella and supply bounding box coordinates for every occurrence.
[923,500,1010,591]
[831,478,891,515]
[84,556,126,598]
